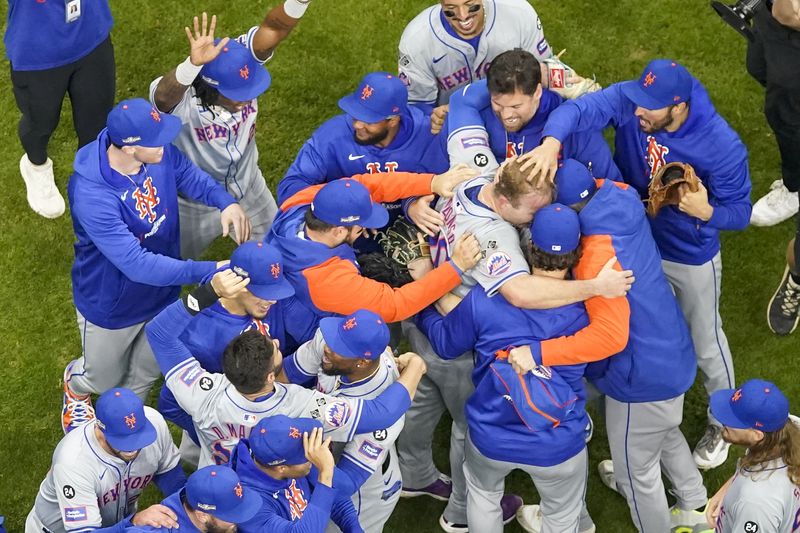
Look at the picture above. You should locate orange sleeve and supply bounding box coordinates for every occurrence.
[540,234,630,366]
[304,257,461,322]
[279,172,435,212]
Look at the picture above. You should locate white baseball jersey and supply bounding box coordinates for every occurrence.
[29,408,179,533]
[398,0,552,106]
[149,27,270,200]
[291,330,404,533]
[433,176,530,297]
[166,356,367,468]
[717,458,800,533]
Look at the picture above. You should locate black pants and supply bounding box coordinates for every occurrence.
[10,36,116,165]
[747,7,800,264]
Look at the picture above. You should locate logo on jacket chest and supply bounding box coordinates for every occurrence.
[284,479,308,520]
[131,176,161,223]
[365,161,399,174]
[645,135,670,179]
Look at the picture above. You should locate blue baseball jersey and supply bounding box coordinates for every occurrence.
[446,80,622,181]
[69,129,235,329]
[417,287,589,467]
[5,0,113,70]
[542,79,751,265]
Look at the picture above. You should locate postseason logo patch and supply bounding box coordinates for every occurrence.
[358,440,384,461]
[64,506,88,522]
[323,401,352,429]
[460,136,489,149]
[485,252,512,277]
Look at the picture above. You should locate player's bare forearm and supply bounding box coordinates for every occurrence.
[500,274,596,309]
[395,355,426,400]
[154,70,190,113]
[252,3,303,60]
[773,0,800,29]
[434,292,463,315]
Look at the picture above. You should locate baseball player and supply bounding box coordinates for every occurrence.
[508,159,708,532]
[158,241,293,451]
[270,170,482,352]
[277,71,450,246]
[526,58,752,471]
[151,2,313,259]
[443,49,621,181]
[398,0,599,129]
[280,309,406,533]
[62,98,248,433]
[124,465,262,533]
[706,380,799,532]
[417,203,596,533]
[26,388,186,533]
[232,416,363,533]
[397,158,631,533]
[144,270,428,468]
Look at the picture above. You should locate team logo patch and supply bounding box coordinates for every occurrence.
[179,364,203,387]
[124,413,137,430]
[645,135,670,178]
[343,317,357,331]
[474,153,489,167]
[64,507,88,522]
[323,401,352,429]
[234,482,244,498]
[270,263,281,279]
[372,429,388,441]
[460,136,489,149]
[485,252,512,277]
[132,176,160,223]
[643,71,657,88]
[361,85,374,100]
[744,522,759,532]
[63,485,75,499]
[150,109,161,122]
[358,440,384,461]
[199,376,214,391]
[239,65,250,80]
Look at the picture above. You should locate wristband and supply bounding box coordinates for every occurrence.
[175,56,202,86]
[283,0,311,19]
[182,283,219,316]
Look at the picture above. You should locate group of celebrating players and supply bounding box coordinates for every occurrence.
[16,0,800,532]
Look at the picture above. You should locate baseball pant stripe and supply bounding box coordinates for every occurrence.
[711,258,734,388]
[623,402,645,531]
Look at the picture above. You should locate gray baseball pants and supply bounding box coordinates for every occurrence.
[67,310,160,401]
[662,252,735,426]
[179,173,278,260]
[464,433,588,533]
[396,321,474,525]
[605,394,707,532]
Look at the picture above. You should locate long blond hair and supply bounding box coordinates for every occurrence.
[741,418,800,485]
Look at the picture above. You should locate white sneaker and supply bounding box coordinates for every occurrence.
[693,425,730,470]
[20,154,65,218]
[750,179,799,227]
[516,504,596,533]
[597,460,619,494]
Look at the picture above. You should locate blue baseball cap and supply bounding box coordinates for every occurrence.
[95,388,157,452]
[530,203,580,255]
[250,415,322,466]
[106,99,182,148]
[710,379,790,433]
[186,465,261,523]
[554,159,596,206]
[338,72,408,123]
[621,59,693,110]
[200,39,271,102]
[311,178,389,228]
[319,309,390,360]
[230,242,295,301]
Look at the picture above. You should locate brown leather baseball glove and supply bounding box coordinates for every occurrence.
[647,162,700,217]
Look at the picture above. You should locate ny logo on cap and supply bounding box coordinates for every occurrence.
[240,65,250,80]
[643,72,657,88]
[289,426,301,439]
[343,317,357,330]
[150,109,161,122]
[270,263,281,279]
[234,482,243,499]
[361,85,374,100]
[732,389,743,402]
[124,413,137,429]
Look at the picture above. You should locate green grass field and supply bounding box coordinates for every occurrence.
[0,1,797,531]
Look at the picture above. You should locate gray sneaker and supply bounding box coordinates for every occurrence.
[767,266,800,336]
[692,425,730,470]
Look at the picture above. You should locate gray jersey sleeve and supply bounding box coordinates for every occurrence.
[725,500,784,533]
[294,387,366,443]
[398,28,439,105]
[165,358,225,418]
[340,418,404,476]
[470,221,530,296]
[447,124,499,173]
[291,329,326,379]
[517,2,553,61]
[52,462,102,531]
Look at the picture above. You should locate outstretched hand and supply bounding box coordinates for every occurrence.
[185,12,230,67]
